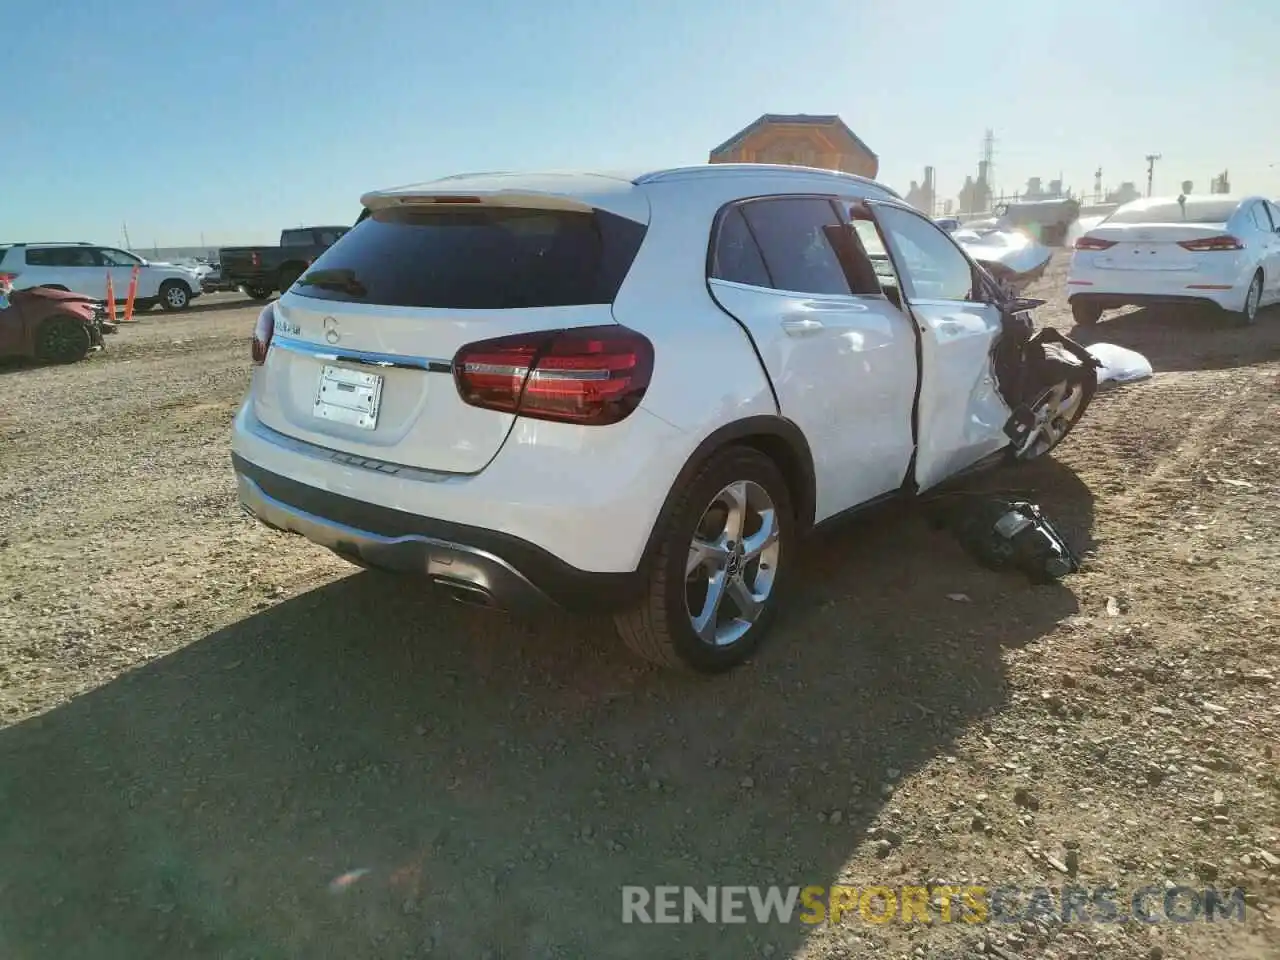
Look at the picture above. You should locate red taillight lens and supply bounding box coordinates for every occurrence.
[1177,235,1243,252]
[251,304,275,365]
[250,251,262,267]
[1074,236,1116,251]
[453,325,654,426]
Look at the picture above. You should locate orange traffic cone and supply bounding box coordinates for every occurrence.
[124,265,140,321]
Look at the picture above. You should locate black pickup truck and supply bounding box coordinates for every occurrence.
[218,226,350,300]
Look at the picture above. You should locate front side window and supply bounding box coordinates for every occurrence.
[871,205,975,302]
[736,197,852,296]
[98,248,141,267]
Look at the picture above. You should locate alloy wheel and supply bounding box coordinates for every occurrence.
[685,480,781,647]
[1245,276,1261,323]
[1015,381,1086,459]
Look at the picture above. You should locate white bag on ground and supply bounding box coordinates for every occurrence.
[1086,343,1153,388]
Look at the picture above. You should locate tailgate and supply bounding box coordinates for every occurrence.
[220,248,269,275]
[252,197,648,475]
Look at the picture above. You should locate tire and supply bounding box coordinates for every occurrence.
[1011,377,1096,462]
[1070,301,1102,326]
[614,445,795,673]
[242,286,273,301]
[1235,271,1263,327]
[158,280,191,311]
[35,315,91,364]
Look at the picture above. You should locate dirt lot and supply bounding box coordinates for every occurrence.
[2,270,1279,960]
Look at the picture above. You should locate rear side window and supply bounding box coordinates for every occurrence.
[281,230,314,247]
[295,206,647,309]
[709,206,771,287]
[1248,203,1273,232]
[737,197,852,296]
[26,246,96,267]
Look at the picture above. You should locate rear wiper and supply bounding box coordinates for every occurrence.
[298,268,367,297]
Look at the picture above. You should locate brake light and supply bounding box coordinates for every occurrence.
[251,304,275,365]
[250,251,262,267]
[1074,236,1116,251]
[453,325,654,426]
[1177,235,1244,252]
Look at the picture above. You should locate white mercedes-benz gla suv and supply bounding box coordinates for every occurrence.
[231,164,1090,672]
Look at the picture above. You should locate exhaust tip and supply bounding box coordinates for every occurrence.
[432,577,497,609]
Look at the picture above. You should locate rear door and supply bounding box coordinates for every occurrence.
[28,246,105,297]
[860,201,1011,491]
[1246,202,1280,302]
[254,201,647,474]
[706,196,917,520]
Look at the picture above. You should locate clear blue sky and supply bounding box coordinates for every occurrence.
[8,0,1279,247]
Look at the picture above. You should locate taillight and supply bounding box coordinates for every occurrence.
[251,304,275,365]
[1074,236,1116,251]
[1177,235,1244,252]
[250,251,262,267]
[453,325,654,426]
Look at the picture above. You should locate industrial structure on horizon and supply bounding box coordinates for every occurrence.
[708,117,1232,217]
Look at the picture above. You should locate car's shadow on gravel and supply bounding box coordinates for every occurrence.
[0,460,1092,960]
[1067,303,1280,372]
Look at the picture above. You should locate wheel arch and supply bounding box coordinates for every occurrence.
[639,415,816,570]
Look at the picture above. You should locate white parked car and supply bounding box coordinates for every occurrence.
[0,242,204,311]
[231,165,1095,672]
[1067,195,1280,326]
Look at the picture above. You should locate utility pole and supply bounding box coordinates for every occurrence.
[122,221,132,250]
[1145,154,1161,197]
[981,129,995,203]
[1094,167,1103,204]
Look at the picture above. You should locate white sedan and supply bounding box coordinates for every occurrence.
[1067,195,1280,326]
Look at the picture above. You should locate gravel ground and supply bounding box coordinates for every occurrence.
[1,270,1278,960]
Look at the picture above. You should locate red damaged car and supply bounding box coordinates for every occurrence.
[0,276,106,364]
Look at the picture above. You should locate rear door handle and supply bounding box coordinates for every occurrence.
[781,317,824,336]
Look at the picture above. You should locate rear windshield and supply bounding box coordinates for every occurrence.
[1105,198,1239,224]
[293,206,647,309]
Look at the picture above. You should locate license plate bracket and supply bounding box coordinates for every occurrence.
[314,364,383,430]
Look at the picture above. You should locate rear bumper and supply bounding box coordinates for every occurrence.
[1066,259,1248,312]
[231,453,650,615]
[1066,290,1235,311]
[224,271,276,290]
